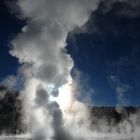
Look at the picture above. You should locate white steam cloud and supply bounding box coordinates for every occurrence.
[9,0,99,140]
[7,0,140,140]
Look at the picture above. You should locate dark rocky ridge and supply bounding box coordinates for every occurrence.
[0,86,139,134]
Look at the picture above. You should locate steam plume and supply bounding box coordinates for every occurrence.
[8,0,140,140]
[9,0,99,139]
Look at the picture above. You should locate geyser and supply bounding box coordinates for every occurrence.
[7,0,140,140]
[9,0,99,139]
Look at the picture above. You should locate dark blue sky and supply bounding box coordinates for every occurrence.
[0,1,25,80]
[1,0,140,106]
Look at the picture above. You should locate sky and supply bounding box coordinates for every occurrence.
[0,0,25,79]
[0,0,140,106]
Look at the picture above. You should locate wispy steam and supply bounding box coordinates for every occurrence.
[109,75,131,106]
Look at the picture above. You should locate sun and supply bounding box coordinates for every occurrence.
[49,83,75,113]
[57,84,74,111]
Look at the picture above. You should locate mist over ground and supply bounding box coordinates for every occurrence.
[0,86,140,140]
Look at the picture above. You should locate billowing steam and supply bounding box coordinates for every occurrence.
[7,0,140,140]
[9,0,99,139]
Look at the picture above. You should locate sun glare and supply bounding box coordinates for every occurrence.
[57,84,74,112]
[47,82,75,113]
